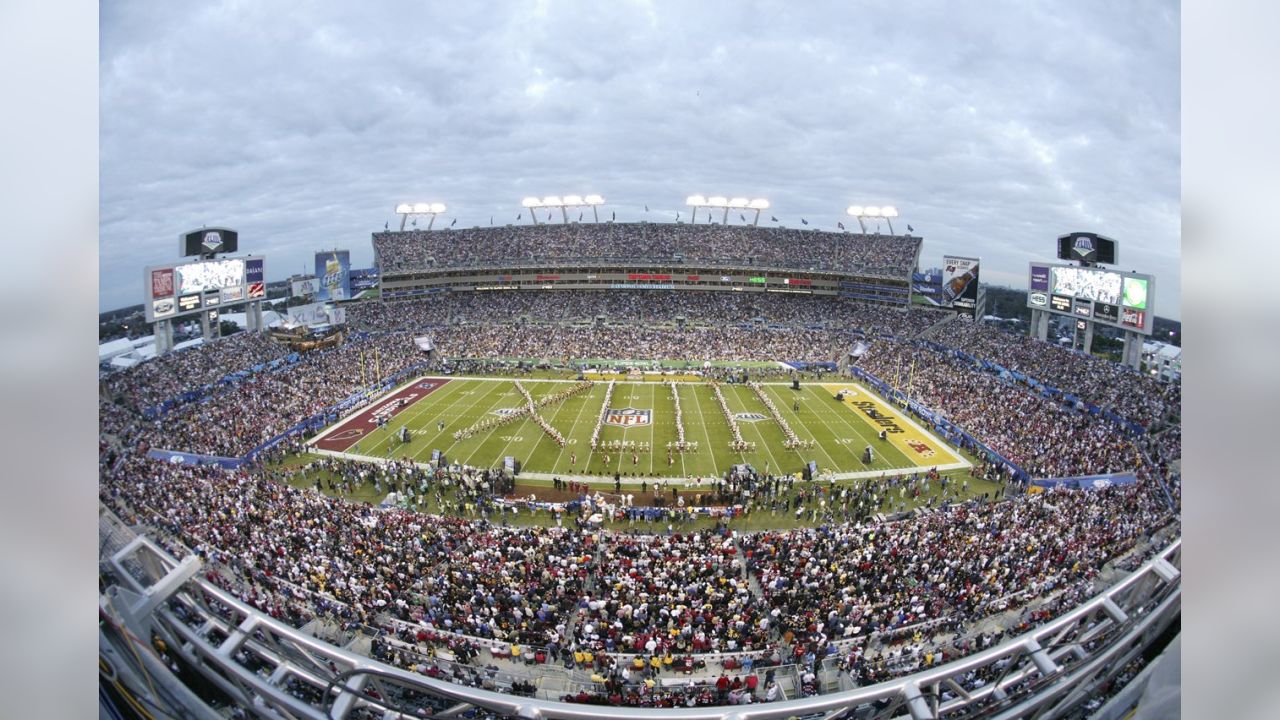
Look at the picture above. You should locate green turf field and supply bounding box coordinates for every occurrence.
[311,376,971,480]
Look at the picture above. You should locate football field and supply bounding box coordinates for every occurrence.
[309,376,970,480]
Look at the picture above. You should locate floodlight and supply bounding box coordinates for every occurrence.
[543,195,563,206]
[395,203,413,214]
[522,197,542,208]
[708,196,728,207]
[563,195,583,206]
[881,206,898,218]
[749,199,770,209]
[430,202,447,214]
[412,202,432,214]
[686,195,707,206]
[584,194,604,205]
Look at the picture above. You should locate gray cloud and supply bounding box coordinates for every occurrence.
[101,0,1180,316]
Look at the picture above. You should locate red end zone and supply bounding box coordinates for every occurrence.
[312,378,450,452]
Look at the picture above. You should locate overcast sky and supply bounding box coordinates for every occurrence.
[100,0,1180,317]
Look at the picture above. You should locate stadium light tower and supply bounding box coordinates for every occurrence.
[521,197,543,225]
[522,194,605,224]
[686,195,770,225]
[395,202,447,231]
[846,204,899,234]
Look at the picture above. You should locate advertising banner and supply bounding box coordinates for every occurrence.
[315,250,351,301]
[291,278,321,297]
[942,256,980,314]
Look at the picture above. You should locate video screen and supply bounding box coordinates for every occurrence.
[1122,277,1148,309]
[176,258,245,295]
[1050,266,1122,305]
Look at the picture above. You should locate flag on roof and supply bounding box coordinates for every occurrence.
[801,218,809,225]
[771,216,778,222]
[384,221,389,230]
[907,224,914,232]
[838,222,845,230]
[450,218,456,227]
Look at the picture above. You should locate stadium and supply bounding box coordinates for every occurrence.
[98,216,1181,719]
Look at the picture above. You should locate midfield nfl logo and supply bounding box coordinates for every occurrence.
[605,407,651,427]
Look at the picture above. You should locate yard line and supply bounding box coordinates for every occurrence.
[459,381,545,467]
[684,383,730,477]
[406,380,514,462]
[539,382,599,475]
[642,382,656,477]
[761,385,842,471]
[352,377,468,457]
[801,385,916,471]
[723,385,787,476]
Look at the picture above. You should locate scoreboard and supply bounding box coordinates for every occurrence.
[1027,262,1154,334]
[144,255,265,322]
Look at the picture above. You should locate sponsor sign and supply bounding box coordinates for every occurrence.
[291,278,320,297]
[220,286,244,303]
[151,268,175,299]
[1121,307,1146,329]
[247,282,265,299]
[315,251,349,301]
[1050,294,1072,312]
[604,407,652,427]
[245,257,264,283]
[177,294,201,312]
[1029,265,1050,292]
[942,255,980,313]
[1029,291,1048,307]
[152,298,175,318]
[720,275,732,282]
[783,278,811,286]
[1094,302,1119,323]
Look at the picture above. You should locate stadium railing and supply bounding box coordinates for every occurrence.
[101,513,1180,720]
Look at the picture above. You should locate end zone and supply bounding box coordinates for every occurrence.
[310,378,451,452]
[822,383,971,473]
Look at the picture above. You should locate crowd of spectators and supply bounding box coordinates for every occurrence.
[99,445,1176,708]
[857,339,1146,479]
[105,334,427,458]
[348,290,941,337]
[931,319,1180,428]
[741,483,1170,653]
[429,325,850,365]
[104,332,288,412]
[372,223,921,276]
